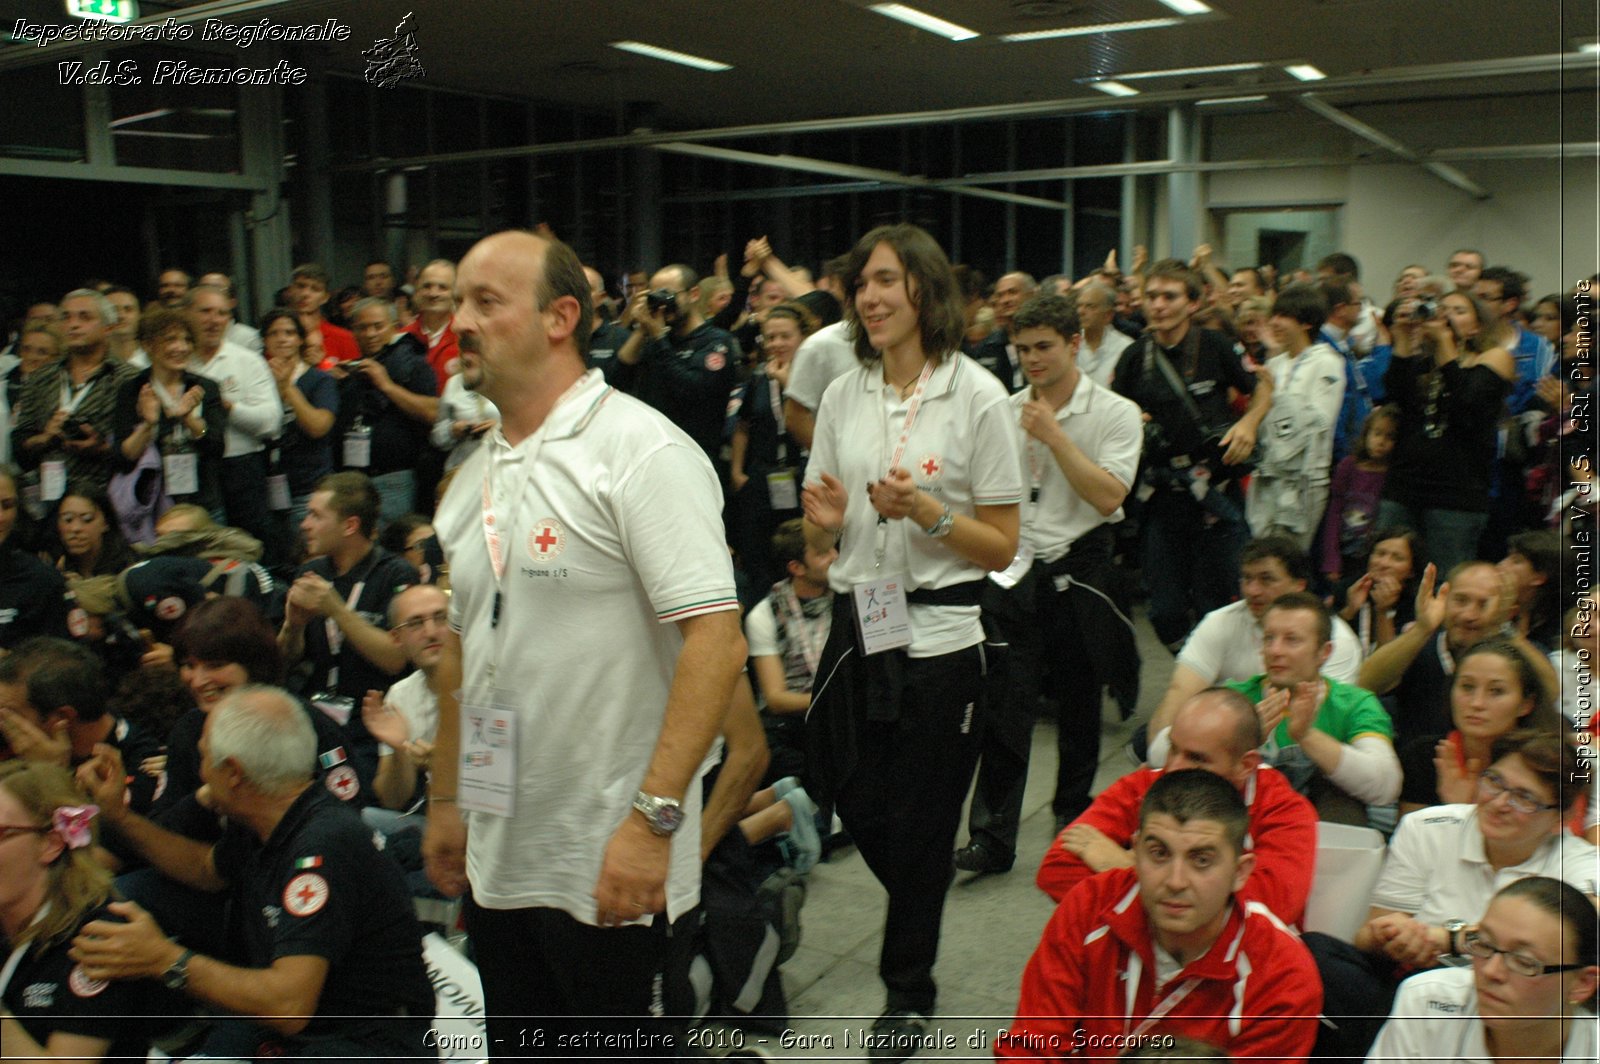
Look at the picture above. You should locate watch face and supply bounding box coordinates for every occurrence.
[655,803,684,833]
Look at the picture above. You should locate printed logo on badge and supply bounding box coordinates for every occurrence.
[283,872,330,917]
[527,518,566,563]
[324,764,360,801]
[705,351,726,372]
[917,454,943,483]
[155,596,187,621]
[68,965,108,998]
[66,607,90,638]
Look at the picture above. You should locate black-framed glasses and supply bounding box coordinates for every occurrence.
[1477,769,1560,815]
[1464,931,1588,977]
[0,824,47,843]
[391,610,449,634]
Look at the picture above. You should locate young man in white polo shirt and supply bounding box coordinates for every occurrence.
[801,223,1022,1055]
[956,293,1143,873]
[423,231,746,1054]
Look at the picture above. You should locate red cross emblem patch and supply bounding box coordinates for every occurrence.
[527,518,566,563]
[918,454,943,482]
[283,873,329,917]
[324,765,359,801]
[69,964,108,998]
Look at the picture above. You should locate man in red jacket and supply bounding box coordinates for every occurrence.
[1000,770,1321,1060]
[1037,687,1316,925]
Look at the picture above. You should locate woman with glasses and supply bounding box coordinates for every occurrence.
[0,761,161,1060]
[1307,730,1597,1059]
[1367,875,1597,1062]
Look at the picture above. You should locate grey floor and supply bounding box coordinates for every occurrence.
[752,610,1177,1059]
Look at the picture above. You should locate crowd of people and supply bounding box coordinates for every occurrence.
[0,224,1593,1062]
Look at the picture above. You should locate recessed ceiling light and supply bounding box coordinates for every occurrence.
[1578,39,1600,54]
[609,40,732,72]
[1090,80,1140,97]
[868,3,979,42]
[1101,61,1265,81]
[1155,0,1213,13]
[1002,19,1180,42]
[1198,95,1269,106]
[1285,63,1327,81]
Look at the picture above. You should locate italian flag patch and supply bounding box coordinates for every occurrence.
[295,856,323,870]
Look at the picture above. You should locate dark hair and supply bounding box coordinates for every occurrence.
[1455,640,1560,733]
[771,517,808,573]
[540,237,594,361]
[843,224,966,365]
[1353,404,1401,464]
[172,597,283,685]
[1479,266,1528,307]
[1505,530,1561,637]
[379,513,432,555]
[52,481,134,576]
[1241,535,1311,583]
[1139,768,1250,855]
[365,260,394,275]
[313,472,381,539]
[1011,293,1081,340]
[1488,729,1584,813]
[1446,558,1499,586]
[764,301,819,340]
[1363,523,1420,578]
[1231,267,1264,293]
[136,306,196,349]
[0,636,109,723]
[1317,252,1360,280]
[820,254,852,284]
[290,263,330,289]
[1263,590,1332,646]
[108,664,194,744]
[1533,293,1573,336]
[1493,876,1598,1004]
[257,307,306,343]
[1146,258,1202,302]
[1273,283,1329,333]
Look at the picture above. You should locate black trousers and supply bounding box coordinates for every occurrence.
[1303,931,1401,1063]
[220,451,279,562]
[813,642,985,1014]
[465,898,695,1060]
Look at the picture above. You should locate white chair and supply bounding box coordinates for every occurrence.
[1302,821,1386,942]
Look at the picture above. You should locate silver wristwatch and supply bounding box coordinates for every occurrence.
[632,791,685,836]
[923,503,955,538]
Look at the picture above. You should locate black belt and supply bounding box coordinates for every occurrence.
[905,579,985,607]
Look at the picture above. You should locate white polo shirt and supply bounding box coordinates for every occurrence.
[435,369,739,923]
[1014,374,1142,563]
[1371,804,1600,926]
[805,353,1023,657]
[1369,967,1597,1063]
[1076,327,1132,388]
[378,669,438,755]
[785,321,859,412]
[1177,599,1364,686]
[189,340,282,457]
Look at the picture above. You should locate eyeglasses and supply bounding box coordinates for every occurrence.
[392,610,449,634]
[0,824,47,843]
[1465,931,1588,977]
[1477,769,1559,815]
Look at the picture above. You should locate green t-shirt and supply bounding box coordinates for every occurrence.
[1227,674,1394,751]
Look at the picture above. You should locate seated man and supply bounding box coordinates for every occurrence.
[1359,559,1557,746]
[1144,535,1364,753]
[359,583,448,820]
[0,637,162,814]
[998,770,1321,1060]
[1038,687,1317,926]
[72,685,434,1060]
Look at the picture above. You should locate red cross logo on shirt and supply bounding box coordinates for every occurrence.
[283,873,329,917]
[324,765,359,801]
[526,517,567,563]
[918,454,943,482]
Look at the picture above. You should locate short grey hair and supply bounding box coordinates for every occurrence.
[350,296,400,325]
[61,289,117,327]
[1077,281,1116,310]
[208,685,316,794]
[182,284,231,309]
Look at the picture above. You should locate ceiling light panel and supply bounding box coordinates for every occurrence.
[1002,19,1181,42]
[868,4,979,41]
[609,40,732,72]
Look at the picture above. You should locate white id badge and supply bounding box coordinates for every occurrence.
[162,451,200,496]
[851,575,912,655]
[40,459,66,502]
[266,474,292,511]
[459,687,518,817]
[988,540,1036,589]
[766,469,799,510]
[343,428,372,468]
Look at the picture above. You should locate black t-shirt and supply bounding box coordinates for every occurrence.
[1382,355,1511,513]
[0,542,68,649]
[733,369,799,479]
[97,715,164,816]
[963,330,1017,393]
[1399,731,1448,806]
[636,322,742,464]
[1112,326,1255,460]
[335,334,438,478]
[1389,630,1455,746]
[587,321,638,390]
[796,289,843,328]
[3,904,166,1059]
[210,786,434,1038]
